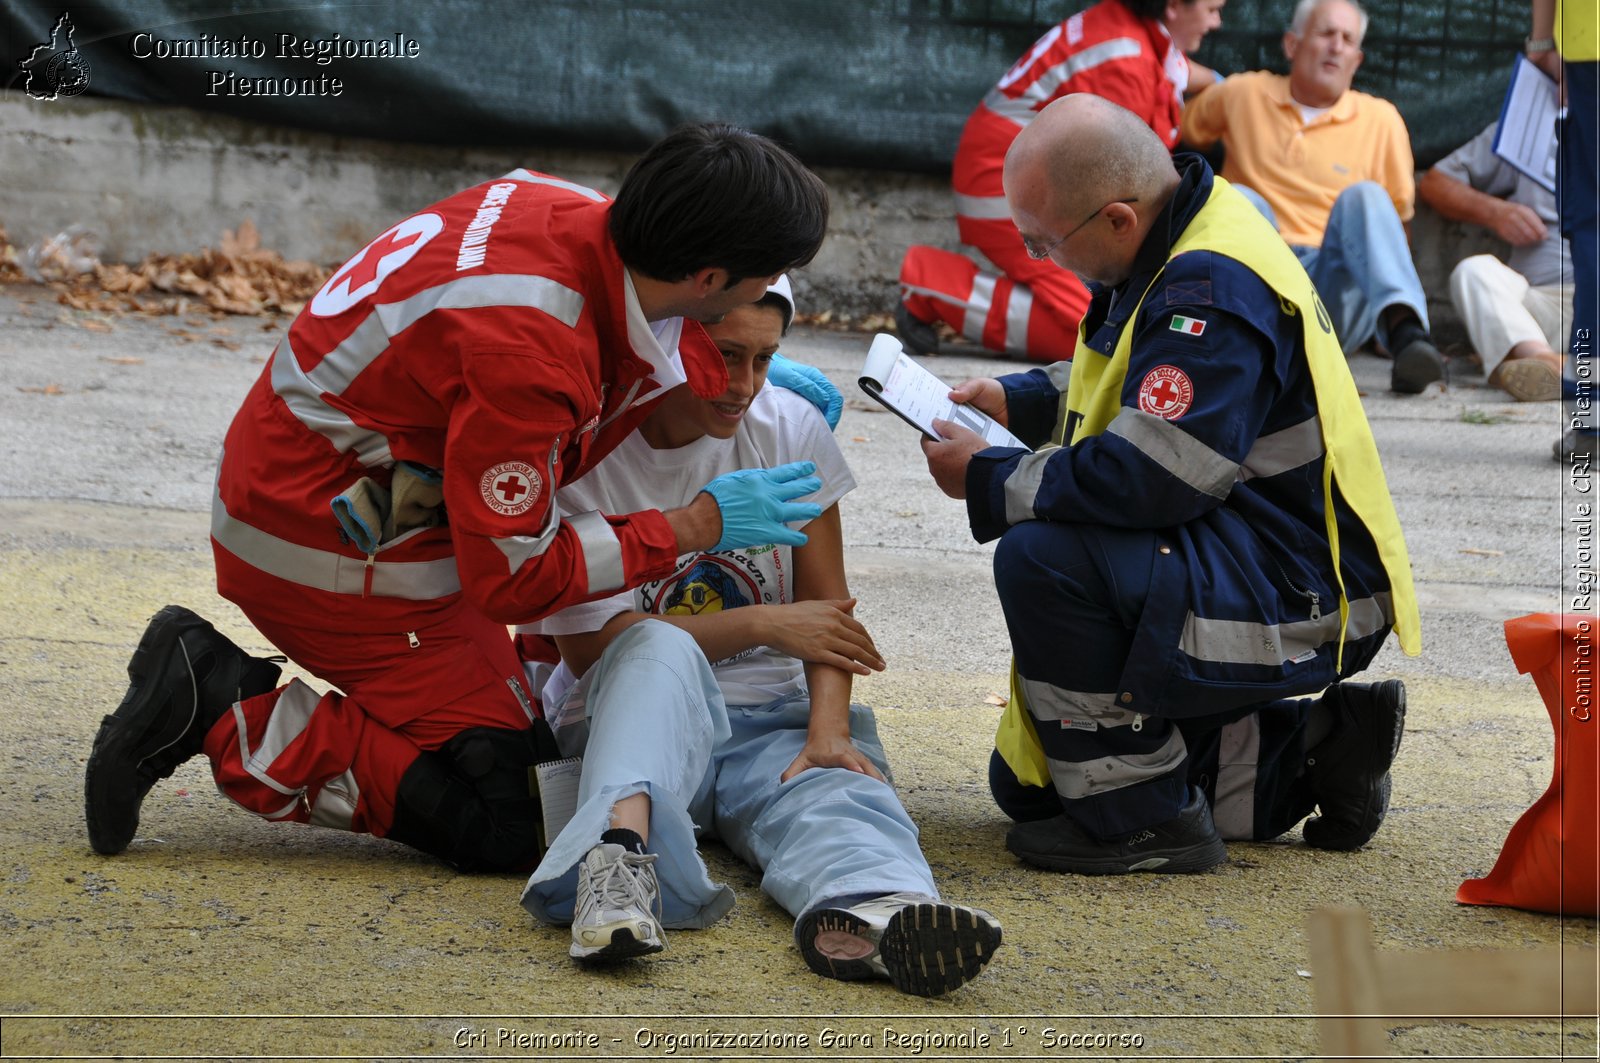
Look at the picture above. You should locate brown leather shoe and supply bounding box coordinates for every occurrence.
[1490,352,1562,402]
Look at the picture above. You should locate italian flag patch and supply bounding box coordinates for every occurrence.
[1169,314,1206,336]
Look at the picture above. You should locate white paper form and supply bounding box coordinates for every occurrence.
[1493,55,1560,194]
[858,333,1030,450]
[533,756,582,848]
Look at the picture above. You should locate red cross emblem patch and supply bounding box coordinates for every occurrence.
[310,213,444,317]
[1137,365,1194,420]
[479,461,542,516]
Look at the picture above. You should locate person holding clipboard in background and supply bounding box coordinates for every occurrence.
[1416,57,1569,403]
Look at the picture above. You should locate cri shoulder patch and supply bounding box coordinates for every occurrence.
[480,461,542,516]
[1137,365,1195,420]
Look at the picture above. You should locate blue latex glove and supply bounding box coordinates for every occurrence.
[768,353,843,430]
[700,461,824,552]
[331,491,381,555]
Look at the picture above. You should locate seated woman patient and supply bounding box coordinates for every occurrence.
[518,277,1001,997]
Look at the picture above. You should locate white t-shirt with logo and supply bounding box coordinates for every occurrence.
[532,386,855,716]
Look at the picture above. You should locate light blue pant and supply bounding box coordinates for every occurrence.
[520,621,937,935]
[1235,181,1429,354]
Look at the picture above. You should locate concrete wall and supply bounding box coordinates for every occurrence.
[1,89,1498,332]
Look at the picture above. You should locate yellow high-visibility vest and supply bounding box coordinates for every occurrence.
[995,177,1420,787]
[1558,0,1598,63]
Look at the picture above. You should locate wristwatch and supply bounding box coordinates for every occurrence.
[1525,36,1557,54]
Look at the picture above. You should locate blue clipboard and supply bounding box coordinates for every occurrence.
[1491,55,1560,194]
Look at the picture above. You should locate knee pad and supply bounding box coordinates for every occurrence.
[440,720,559,796]
[387,722,558,873]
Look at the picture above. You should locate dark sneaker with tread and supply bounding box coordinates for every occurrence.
[1302,679,1406,850]
[84,606,283,855]
[1005,788,1227,874]
[894,301,941,357]
[797,892,1001,997]
[1390,337,1447,394]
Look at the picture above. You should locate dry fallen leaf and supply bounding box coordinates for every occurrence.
[100,355,144,365]
[0,223,24,283]
[18,384,65,395]
[1459,548,1505,557]
[984,692,1008,707]
[8,222,333,319]
[219,219,261,258]
[792,309,906,334]
[79,319,113,332]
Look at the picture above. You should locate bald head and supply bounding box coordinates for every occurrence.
[1003,95,1180,284]
[1006,94,1178,229]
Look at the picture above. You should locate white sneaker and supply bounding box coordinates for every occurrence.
[569,842,665,962]
[796,891,1002,996]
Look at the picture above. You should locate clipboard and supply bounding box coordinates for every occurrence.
[858,333,1029,450]
[1492,55,1560,194]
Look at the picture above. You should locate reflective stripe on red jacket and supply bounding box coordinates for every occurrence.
[953,0,1185,218]
[213,169,728,631]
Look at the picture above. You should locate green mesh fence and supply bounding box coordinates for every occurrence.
[3,0,1523,169]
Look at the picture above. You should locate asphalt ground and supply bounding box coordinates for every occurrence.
[0,278,1595,1060]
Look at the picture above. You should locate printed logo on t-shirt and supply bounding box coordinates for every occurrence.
[310,213,444,317]
[646,555,759,616]
[1137,365,1195,420]
[640,550,787,666]
[479,461,542,516]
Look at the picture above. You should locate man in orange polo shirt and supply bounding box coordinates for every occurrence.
[1180,0,1445,395]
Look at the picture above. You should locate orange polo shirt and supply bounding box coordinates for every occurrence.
[1179,71,1415,247]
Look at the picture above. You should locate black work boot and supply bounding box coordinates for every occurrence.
[1301,680,1407,851]
[894,301,940,357]
[1005,787,1227,874]
[85,606,283,855]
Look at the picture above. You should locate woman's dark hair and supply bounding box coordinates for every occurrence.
[610,123,829,285]
[754,290,793,334]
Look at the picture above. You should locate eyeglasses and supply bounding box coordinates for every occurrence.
[1021,197,1139,260]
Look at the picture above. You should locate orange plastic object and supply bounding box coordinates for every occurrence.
[1457,613,1598,916]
